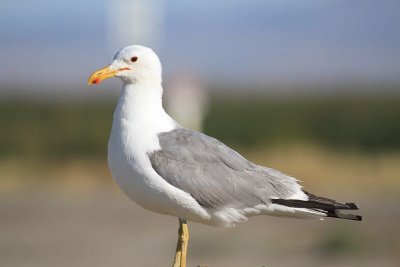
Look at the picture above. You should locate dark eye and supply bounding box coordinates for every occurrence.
[130,56,138,62]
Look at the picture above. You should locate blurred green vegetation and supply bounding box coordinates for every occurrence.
[1,92,400,161]
[0,100,115,160]
[205,93,400,152]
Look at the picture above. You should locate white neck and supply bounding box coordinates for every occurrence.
[110,82,177,154]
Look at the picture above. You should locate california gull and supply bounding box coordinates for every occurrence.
[88,45,361,267]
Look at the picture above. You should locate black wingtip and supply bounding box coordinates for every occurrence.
[344,202,359,210]
[327,210,363,221]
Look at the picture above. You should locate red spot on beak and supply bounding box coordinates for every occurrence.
[93,78,101,84]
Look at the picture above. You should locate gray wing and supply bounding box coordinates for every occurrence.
[148,128,302,210]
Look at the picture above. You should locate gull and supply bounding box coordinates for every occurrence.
[88,45,362,267]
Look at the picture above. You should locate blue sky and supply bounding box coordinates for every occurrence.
[1,0,399,92]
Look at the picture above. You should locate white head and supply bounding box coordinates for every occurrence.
[88,45,162,86]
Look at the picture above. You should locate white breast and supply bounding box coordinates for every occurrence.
[107,84,210,221]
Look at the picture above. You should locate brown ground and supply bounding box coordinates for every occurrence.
[1,145,399,267]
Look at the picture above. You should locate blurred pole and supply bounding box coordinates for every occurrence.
[105,0,165,49]
[164,73,209,131]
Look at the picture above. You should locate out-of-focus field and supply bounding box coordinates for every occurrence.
[1,91,400,267]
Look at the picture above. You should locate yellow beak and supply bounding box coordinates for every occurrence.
[88,66,119,85]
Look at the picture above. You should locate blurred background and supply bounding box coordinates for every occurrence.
[1,0,400,266]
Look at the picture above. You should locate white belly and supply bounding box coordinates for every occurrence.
[107,134,211,223]
[108,140,167,214]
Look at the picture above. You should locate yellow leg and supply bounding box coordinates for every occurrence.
[180,219,189,267]
[172,218,189,267]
